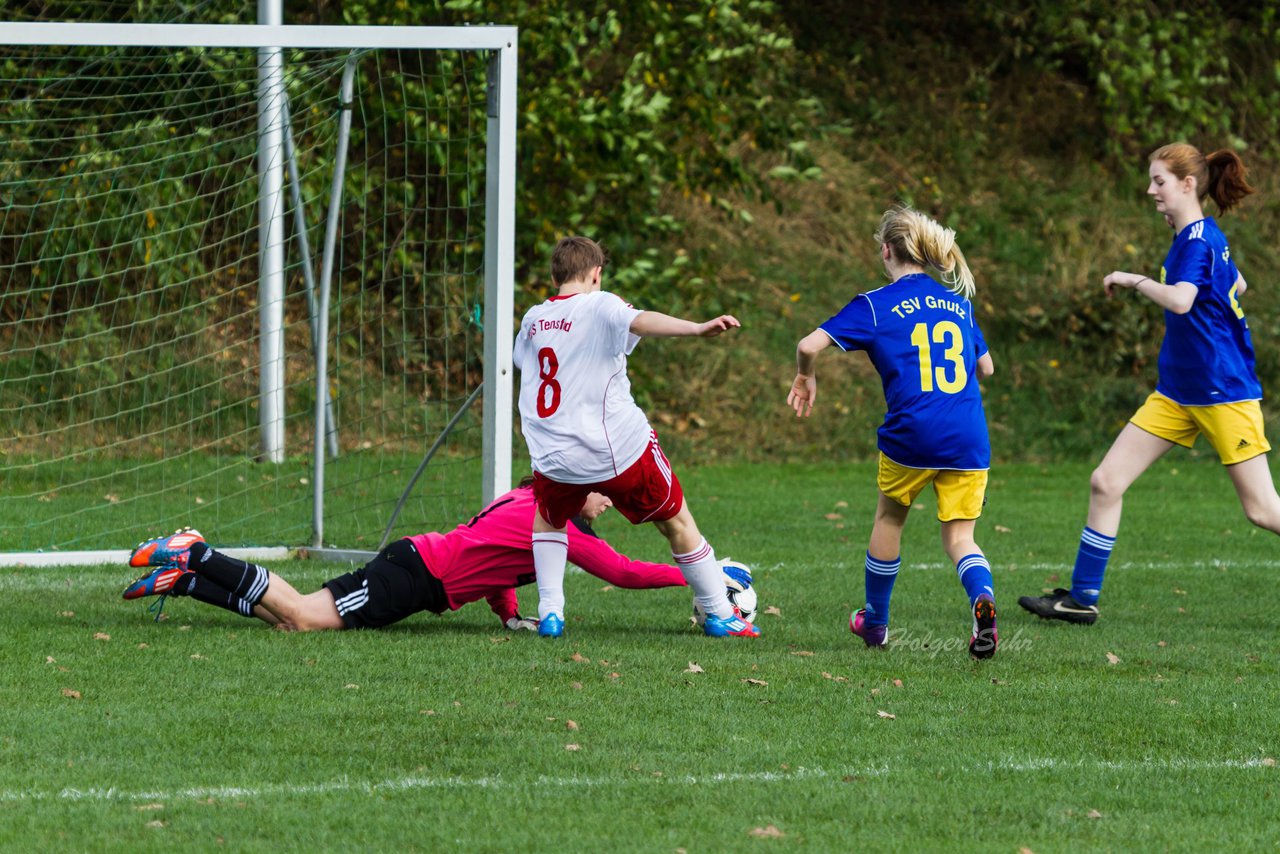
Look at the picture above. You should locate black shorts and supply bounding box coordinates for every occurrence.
[322,539,447,629]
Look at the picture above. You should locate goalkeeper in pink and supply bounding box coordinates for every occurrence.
[121,482,687,632]
[513,235,759,638]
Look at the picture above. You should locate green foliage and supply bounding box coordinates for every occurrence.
[332,0,818,297]
[988,1,1279,158]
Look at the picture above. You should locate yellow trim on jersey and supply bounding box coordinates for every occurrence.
[1130,391,1271,465]
[877,453,988,521]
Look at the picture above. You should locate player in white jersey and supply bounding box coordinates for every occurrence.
[513,235,760,638]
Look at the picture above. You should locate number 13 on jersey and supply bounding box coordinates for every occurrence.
[910,321,967,394]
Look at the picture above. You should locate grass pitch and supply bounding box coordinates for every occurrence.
[2,458,1278,850]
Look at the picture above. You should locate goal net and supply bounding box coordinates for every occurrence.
[0,24,516,561]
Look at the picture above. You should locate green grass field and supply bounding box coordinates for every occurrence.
[3,458,1278,850]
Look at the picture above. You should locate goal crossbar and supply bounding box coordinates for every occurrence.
[0,23,516,51]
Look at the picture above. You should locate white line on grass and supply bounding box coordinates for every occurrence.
[1,558,1272,595]
[2,758,1272,804]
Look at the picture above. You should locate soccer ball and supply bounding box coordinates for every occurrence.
[693,559,758,625]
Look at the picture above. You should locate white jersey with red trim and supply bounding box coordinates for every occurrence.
[514,290,650,483]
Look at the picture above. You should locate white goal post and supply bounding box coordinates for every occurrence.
[0,23,516,564]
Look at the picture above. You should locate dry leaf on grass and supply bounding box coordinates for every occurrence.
[58,611,74,618]
[606,672,621,680]
[790,650,814,657]
[566,720,579,731]
[45,656,56,664]
[564,743,581,751]
[892,679,904,688]
[1105,652,1121,665]
[994,525,1012,533]
[824,513,842,520]
[571,652,590,663]
[742,678,768,687]
[1086,810,1103,819]
[135,803,164,812]
[145,820,167,828]
[876,710,895,719]
[93,632,110,641]
[684,662,704,674]
[61,688,81,699]
[748,825,785,839]
[763,606,782,617]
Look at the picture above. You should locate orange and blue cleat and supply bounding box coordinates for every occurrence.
[129,527,204,570]
[121,564,191,601]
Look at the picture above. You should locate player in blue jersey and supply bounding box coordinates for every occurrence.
[1019,142,1279,625]
[788,205,998,659]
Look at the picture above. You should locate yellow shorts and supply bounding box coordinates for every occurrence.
[877,453,988,522]
[1130,392,1271,465]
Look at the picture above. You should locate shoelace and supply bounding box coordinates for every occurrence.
[146,593,170,622]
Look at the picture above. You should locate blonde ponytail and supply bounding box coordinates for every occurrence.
[875,205,976,299]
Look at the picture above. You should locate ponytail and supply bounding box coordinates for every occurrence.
[875,205,976,299]
[1205,149,1254,213]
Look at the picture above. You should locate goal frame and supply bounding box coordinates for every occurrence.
[0,22,517,563]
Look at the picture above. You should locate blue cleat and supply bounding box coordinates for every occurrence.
[850,609,887,648]
[129,527,204,570]
[703,612,761,637]
[122,564,191,601]
[538,613,565,638]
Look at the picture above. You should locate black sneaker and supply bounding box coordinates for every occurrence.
[1017,588,1098,624]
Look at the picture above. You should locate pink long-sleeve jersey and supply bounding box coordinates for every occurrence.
[407,487,684,624]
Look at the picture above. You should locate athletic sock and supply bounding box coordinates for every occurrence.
[1070,526,1115,606]
[532,531,569,621]
[674,539,733,620]
[863,553,900,627]
[956,552,995,605]
[174,573,255,618]
[188,542,270,607]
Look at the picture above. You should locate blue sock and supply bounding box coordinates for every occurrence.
[1070,527,1116,606]
[863,553,901,627]
[956,553,994,605]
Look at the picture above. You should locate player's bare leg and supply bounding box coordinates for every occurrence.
[868,492,910,558]
[1086,423,1175,536]
[1226,454,1280,534]
[257,574,344,631]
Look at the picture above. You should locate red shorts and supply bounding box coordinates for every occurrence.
[533,433,685,528]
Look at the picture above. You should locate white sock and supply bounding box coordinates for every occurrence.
[532,532,569,620]
[674,539,733,619]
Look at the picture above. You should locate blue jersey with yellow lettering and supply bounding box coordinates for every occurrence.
[1156,217,1260,406]
[820,272,990,470]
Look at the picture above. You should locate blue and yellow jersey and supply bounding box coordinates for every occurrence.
[819,272,991,470]
[1157,217,1261,406]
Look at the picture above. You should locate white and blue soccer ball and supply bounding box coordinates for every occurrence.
[693,558,758,626]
